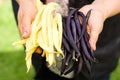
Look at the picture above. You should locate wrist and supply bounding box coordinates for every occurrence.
[91,3,108,20]
[91,0,120,20]
[16,0,36,5]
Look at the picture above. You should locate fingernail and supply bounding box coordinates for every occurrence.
[90,41,96,51]
[22,31,27,38]
[93,44,96,51]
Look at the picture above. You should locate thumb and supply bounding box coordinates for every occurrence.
[89,28,100,51]
[22,15,31,39]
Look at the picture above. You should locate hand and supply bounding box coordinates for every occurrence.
[17,0,37,39]
[79,0,120,50]
[79,5,106,50]
[17,0,43,53]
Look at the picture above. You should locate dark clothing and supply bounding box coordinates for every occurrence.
[90,14,120,80]
[12,0,120,80]
[32,53,74,80]
[12,0,19,24]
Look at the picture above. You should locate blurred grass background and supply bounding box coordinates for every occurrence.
[0,0,120,80]
[0,0,34,80]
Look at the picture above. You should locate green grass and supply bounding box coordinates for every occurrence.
[0,1,34,80]
[111,60,120,80]
[0,1,120,80]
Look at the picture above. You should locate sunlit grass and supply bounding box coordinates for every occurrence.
[111,60,120,80]
[0,1,34,80]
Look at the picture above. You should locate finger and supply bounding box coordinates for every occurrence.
[86,25,91,35]
[46,0,52,4]
[22,15,32,39]
[18,18,23,35]
[35,47,42,54]
[89,28,100,51]
[18,11,24,37]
